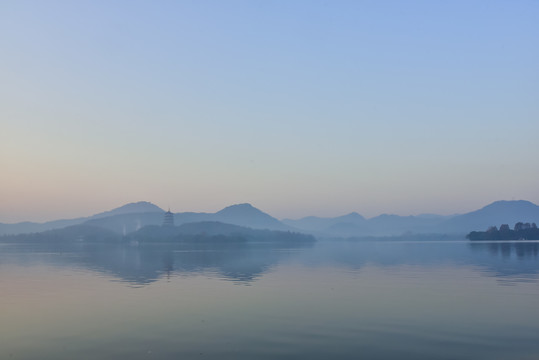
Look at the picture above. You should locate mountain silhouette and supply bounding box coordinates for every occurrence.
[82,203,290,234]
[3,200,539,238]
[283,212,367,235]
[0,201,164,235]
[438,200,539,233]
[284,200,539,237]
[213,203,289,230]
[91,201,164,218]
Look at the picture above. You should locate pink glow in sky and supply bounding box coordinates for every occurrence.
[1,1,538,222]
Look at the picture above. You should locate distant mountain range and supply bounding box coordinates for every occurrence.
[82,203,292,235]
[0,201,164,235]
[1,200,539,238]
[437,200,539,234]
[0,202,291,236]
[284,200,539,237]
[282,212,441,236]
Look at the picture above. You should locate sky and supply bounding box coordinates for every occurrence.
[1,0,538,222]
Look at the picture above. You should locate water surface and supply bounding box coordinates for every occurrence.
[1,239,538,359]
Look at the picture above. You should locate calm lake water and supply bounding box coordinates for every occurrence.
[1,239,539,360]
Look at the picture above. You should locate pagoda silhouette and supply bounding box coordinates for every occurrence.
[162,208,175,227]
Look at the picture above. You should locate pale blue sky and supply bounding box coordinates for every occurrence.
[1,0,538,222]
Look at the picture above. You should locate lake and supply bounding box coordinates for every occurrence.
[1,239,539,359]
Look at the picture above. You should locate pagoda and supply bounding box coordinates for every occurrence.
[162,208,175,227]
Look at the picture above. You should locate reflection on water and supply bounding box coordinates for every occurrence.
[469,241,539,259]
[468,241,539,280]
[1,239,539,359]
[0,241,315,285]
[2,240,538,286]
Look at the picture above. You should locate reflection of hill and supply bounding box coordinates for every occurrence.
[469,241,539,259]
[299,240,539,282]
[0,241,314,285]
[82,242,315,284]
[3,239,537,286]
[0,220,315,285]
[468,241,539,279]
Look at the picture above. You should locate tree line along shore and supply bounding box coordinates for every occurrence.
[467,222,539,240]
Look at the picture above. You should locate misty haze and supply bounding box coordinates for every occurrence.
[1,1,538,359]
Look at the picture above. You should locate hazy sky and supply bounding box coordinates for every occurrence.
[1,0,538,222]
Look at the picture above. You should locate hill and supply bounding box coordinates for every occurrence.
[1,220,314,244]
[0,201,164,235]
[283,212,367,235]
[438,200,539,234]
[3,200,539,238]
[284,200,539,237]
[128,221,315,243]
[91,201,164,218]
[284,212,445,236]
[84,212,167,235]
[0,224,122,243]
[212,203,289,230]
[84,203,291,234]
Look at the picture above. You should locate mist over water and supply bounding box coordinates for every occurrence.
[1,239,539,360]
